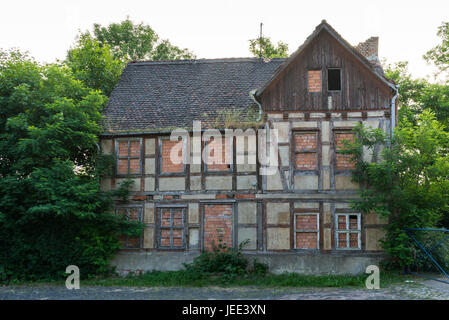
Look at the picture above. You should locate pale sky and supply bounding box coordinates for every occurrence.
[1,0,448,81]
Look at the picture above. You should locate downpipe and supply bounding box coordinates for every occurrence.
[250,89,263,122]
[391,84,399,137]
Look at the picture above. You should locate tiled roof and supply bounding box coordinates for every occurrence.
[102,58,285,133]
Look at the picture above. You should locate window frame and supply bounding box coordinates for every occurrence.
[294,212,320,250]
[335,213,361,250]
[292,130,319,176]
[156,204,187,250]
[158,136,188,176]
[201,202,235,251]
[204,136,234,173]
[327,68,342,92]
[307,69,322,93]
[115,138,143,177]
[333,130,356,173]
[115,205,144,249]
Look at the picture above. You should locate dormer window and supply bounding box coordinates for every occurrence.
[327,68,341,91]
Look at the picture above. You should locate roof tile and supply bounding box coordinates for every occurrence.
[102,58,285,133]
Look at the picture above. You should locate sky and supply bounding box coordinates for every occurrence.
[1,0,448,81]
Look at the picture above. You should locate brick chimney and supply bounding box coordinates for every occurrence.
[355,37,383,74]
[355,37,379,58]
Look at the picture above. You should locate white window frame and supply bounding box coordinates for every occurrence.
[335,213,361,250]
[294,212,320,250]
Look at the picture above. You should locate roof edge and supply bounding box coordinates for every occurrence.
[128,57,287,66]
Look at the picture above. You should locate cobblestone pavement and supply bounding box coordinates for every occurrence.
[0,278,448,300]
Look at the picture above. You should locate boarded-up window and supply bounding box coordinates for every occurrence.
[203,204,233,251]
[157,207,186,249]
[295,213,319,249]
[335,132,356,170]
[336,214,361,249]
[161,140,185,173]
[116,206,143,248]
[205,137,232,172]
[307,70,321,93]
[116,139,141,175]
[294,132,318,170]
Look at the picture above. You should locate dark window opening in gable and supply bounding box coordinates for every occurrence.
[327,69,341,91]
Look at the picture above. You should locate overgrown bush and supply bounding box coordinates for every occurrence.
[252,258,269,276]
[183,239,269,282]
[0,50,142,282]
[184,240,249,276]
[342,111,449,268]
[408,230,449,273]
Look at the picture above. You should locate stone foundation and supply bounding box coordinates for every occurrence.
[111,251,384,275]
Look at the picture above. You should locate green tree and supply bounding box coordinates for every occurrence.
[384,61,449,128]
[66,33,125,96]
[66,18,196,96]
[89,18,195,61]
[249,36,289,59]
[424,21,449,79]
[0,49,141,281]
[343,111,449,268]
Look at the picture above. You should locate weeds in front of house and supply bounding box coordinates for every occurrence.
[4,239,413,288]
[181,239,268,283]
[83,239,412,288]
[84,268,410,288]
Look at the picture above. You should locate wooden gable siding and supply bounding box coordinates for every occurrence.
[260,30,393,112]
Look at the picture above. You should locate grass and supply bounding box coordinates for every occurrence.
[80,269,413,289]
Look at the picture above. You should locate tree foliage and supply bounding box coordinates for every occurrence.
[66,34,125,97]
[249,36,289,59]
[0,50,141,281]
[89,18,195,61]
[343,111,449,267]
[66,18,196,97]
[424,21,449,78]
[353,22,449,269]
[0,17,195,282]
[384,61,449,128]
